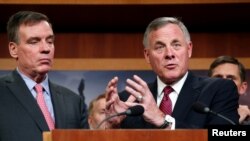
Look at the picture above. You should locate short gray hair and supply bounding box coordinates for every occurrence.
[142,17,191,48]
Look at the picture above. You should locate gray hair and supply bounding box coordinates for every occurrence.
[142,17,191,48]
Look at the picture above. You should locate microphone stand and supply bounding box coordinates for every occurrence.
[95,112,125,129]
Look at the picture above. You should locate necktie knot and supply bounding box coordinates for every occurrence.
[163,86,173,97]
[35,84,43,94]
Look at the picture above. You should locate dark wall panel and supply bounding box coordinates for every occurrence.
[1,33,250,58]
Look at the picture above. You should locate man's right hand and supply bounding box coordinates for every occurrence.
[105,76,129,128]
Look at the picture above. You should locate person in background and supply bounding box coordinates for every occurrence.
[105,17,239,129]
[0,11,87,141]
[208,55,250,124]
[88,94,106,129]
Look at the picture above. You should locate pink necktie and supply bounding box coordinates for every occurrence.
[159,86,173,115]
[35,84,55,130]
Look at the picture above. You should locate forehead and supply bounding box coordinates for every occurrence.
[149,24,184,40]
[18,21,53,38]
[94,98,105,106]
[213,63,240,75]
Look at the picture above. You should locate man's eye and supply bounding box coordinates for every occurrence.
[28,41,38,44]
[213,75,223,78]
[155,45,164,50]
[226,77,234,80]
[153,46,165,53]
[47,41,54,44]
[172,43,181,48]
[47,38,54,44]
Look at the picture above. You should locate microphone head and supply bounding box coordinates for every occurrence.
[125,105,144,116]
[192,102,210,114]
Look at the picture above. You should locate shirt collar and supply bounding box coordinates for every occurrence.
[157,71,188,96]
[16,68,50,94]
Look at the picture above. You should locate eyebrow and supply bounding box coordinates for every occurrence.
[155,41,165,45]
[27,34,54,41]
[26,37,41,42]
[46,35,55,40]
[213,74,236,79]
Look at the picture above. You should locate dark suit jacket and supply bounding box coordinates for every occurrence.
[0,70,86,141]
[119,71,239,129]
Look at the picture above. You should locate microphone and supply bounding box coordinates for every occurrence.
[192,102,236,125]
[95,105,144,129]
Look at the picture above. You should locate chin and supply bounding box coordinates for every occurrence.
[162,74,180,83]
[38,67,51,74]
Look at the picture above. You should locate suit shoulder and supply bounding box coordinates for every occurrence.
[196,75,235,86]
[198,78,237,98]
[192,75,237,93]
[0,73,13,85]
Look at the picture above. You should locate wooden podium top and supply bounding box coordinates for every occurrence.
[44,129,208,141]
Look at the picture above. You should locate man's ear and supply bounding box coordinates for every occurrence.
[9,42,18,59]
[144,48,150,64]
[239,81,248,95]
[188,41,193,58]
[88,116,94,129]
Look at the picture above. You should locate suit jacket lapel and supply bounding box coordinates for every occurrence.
[172,72,201,120]
[148,79,158,101]
[6,70,49,131]
[49,82,65,128]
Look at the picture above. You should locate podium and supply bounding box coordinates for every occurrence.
[43,129,208,141]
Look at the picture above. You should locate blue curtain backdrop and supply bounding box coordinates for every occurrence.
[0,70,249,107]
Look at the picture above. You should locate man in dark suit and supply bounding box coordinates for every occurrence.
[0,11,87,141]
[208,56,250,125]
[105,17,239,129]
